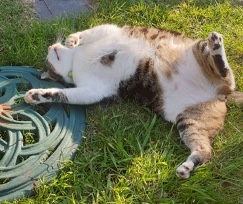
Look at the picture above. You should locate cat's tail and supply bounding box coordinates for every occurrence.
[227,91,243,106]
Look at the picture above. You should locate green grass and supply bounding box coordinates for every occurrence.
[1,0,243,203]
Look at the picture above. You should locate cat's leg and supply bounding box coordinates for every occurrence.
[207,32,230,78]
[65,24,121,48]
[24,86,116,105]
[175,95,227,179]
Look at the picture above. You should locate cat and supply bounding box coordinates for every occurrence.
[24,24,243,179]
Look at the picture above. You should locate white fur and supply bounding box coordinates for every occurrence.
[162,48,217,122]
[27,25,235,114]
[42,26,153,105]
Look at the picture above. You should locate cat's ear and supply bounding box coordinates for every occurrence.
[41,72,51,80]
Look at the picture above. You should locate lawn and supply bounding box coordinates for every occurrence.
[0,0,243,203]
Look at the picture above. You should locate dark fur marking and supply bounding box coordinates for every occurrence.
[209,64,215,74]
[212,54,228,77]
[42,92,68,103]
[175,114,185,125]
[201,42,207,52]
[150,33,159,41]
[157,28,182,37]
[46,61,66,83]
[140,27,149,35]
[211,33,218,41]
[118,58,164,117]
[210,33,221,50]
[177,123,188,133]
[126,26,185,40]
[159,35,166,39]
[100,50,118,67]
[213,43,220,50]
[177,123,194,133]
[196,40,202,51]
[32,93,40,101]
[167,30,182,37]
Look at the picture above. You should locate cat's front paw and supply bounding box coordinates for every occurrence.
[24,89,49,105]
[65,33,82,48]
[176,161,194,179]
[207,32,223,52]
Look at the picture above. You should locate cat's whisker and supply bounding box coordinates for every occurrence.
[56,32,65,44]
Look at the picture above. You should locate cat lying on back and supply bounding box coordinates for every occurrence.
[24,24,243,179]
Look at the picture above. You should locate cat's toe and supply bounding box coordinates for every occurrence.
[176,161,194,179]
[207,32,223,51]
[65,34,80,48]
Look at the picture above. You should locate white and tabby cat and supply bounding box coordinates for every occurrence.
[24,24,243,179]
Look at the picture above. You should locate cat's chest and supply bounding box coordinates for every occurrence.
[161,50,217,122]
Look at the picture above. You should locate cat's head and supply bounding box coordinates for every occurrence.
[42,43,75,84]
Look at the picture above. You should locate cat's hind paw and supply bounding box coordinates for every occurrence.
[65,33,82,48]
[176,161,194,179]
[207,32,223,53]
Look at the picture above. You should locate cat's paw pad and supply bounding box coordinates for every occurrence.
[176,161,194,179]
[24,89,46,105]
[207,32,223,51]
[65,34,81,48]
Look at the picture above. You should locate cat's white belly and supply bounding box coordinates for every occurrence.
[163,82,217,123]
[162,49,217,123]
